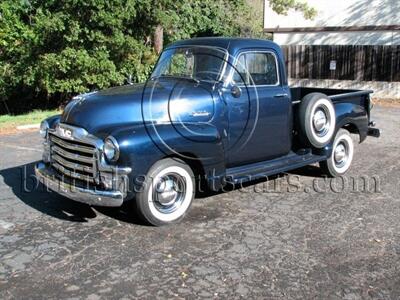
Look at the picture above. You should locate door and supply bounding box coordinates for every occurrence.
[223,50,292,167]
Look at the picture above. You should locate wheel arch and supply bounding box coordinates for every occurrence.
[336,117,367,143]
[164,152,206,178]
[334,101,369,143]
[161,151,227,192]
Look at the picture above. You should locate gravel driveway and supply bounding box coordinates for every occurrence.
[0,106,399,299]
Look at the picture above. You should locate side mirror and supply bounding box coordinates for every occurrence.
[231,85,242,98]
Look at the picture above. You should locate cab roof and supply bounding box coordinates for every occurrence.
[166,37,282,55]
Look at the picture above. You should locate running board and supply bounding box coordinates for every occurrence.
[226,151,327,184]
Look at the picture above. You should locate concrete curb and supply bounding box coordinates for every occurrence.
[16,124,40,130]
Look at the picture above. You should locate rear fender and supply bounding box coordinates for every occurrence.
[315,102,368,158]
[334,102,369,142]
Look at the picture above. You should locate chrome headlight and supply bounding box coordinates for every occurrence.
[39,120,49,138]
[103,136,119,162]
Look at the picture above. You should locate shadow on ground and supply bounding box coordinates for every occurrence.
[0,162,145,225]
[1,161,326,224]
[288,164,327,178]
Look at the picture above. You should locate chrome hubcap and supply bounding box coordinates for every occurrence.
[154,173,186,214]
[313,107,330,136]
[334,142,347,167]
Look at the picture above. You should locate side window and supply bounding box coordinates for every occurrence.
[232,52,279,86]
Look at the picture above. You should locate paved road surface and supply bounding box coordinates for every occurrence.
[0,106,399,299]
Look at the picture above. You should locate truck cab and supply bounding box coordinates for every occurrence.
[35,38,380,226]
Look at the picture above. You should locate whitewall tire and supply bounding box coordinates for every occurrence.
[320,129,354,177]
[298,93,336,148]
[136,158,195,226]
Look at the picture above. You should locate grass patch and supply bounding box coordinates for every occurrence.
[0,109,60,129]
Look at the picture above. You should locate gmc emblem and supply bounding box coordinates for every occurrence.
[58,126,73,139]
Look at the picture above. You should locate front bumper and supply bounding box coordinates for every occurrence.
[35,162,124,207]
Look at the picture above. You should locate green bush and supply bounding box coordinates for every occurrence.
[0,0,161,111]
[0,0,313,113]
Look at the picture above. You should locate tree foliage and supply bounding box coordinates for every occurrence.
[268,0,316,19]
[0,0,314,112]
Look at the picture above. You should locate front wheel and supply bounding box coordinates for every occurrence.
[135,158,195,226]
[320,129,354,177]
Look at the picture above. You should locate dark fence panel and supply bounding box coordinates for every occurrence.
[282,45,400,82]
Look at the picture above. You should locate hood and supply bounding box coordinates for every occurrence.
[61,79,216,135]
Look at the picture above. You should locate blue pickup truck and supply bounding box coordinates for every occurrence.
[35,38,380,226]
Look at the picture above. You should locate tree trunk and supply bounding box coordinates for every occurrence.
[153,25,164,54]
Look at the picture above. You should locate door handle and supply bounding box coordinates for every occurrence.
[274,93,289,98]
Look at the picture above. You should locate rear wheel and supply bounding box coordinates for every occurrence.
[320,129,354,177]
[136,158,195,226]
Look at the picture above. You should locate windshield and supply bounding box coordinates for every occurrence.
[151,46,227,82]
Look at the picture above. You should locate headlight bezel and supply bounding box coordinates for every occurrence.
[103,136,120,162]
[39,120,49,138]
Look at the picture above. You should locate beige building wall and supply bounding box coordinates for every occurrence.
[264,0,400,98]
[273,32,399,46]
[264,0,400,45]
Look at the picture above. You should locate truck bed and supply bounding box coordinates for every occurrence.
[290,87,376,143]
[290,87,373,104]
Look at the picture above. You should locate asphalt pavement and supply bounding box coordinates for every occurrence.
[0,106,399,299]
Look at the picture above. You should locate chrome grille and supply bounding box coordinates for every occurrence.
[49,133,97,183]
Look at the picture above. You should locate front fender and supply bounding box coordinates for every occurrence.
[44,114,61,129]
[109,122,226,197]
